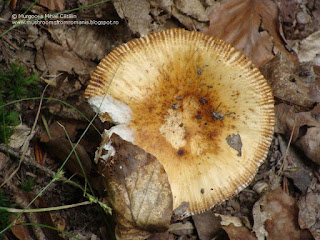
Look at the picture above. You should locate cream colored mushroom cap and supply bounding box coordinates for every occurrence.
[85,28,275,215]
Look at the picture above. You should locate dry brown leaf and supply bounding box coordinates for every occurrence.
[175,0,208,22]
[34,140,44,165]
[65,26,114,61]
[222,224,257,240]
[219,214,256,240]
[171,5,208,31]
[45,137,92,177]
[10,0,17,9]
[8,124,33,150]
[295,127,320,165]
[146,231,175,240]
[298,180,320,240]
[204,0,287,67]
[278,0,300,43]
[275,103,320,165]
[10,214,33,240]
[39,0,65,11]
[98,134,173,240]
[293,30,320,66]
[168,221,194,236]
[113,0,152,36]
[149,0,209,31]
[36,40,94,75]
[116,0,209,33]
[279,0,320,41]
[47,25,130,62]
[39,120,79,143]
[277,135,313,193]
[260,53,320,107]
[253,187,313,240]
[192,211,221,240]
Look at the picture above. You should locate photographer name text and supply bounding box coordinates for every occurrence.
[13,13,77,20]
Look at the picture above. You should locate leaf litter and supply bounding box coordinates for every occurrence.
[1,0,320,239]
[204,0,289,67]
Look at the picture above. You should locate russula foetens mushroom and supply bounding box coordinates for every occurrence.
[85,28,275,215]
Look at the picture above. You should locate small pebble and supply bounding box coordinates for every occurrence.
[253,181,268,194]
[296,11,311,24]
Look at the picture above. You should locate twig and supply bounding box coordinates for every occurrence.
[278,116,297,175]
[0,144,56,178]
[0,144,83,191]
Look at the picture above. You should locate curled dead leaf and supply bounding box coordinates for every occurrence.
[275,103,320,165]
[260,53,320,107]
[293,30,320,66]
[204,0,288,67]
[97,133,173,240]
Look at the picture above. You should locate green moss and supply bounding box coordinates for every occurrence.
[0,63,40,143]
[20,177,35,192]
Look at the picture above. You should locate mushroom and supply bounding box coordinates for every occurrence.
[85,28,275,216]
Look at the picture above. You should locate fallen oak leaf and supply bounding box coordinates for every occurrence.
[97,133,173,240]
[204,0,288,67]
